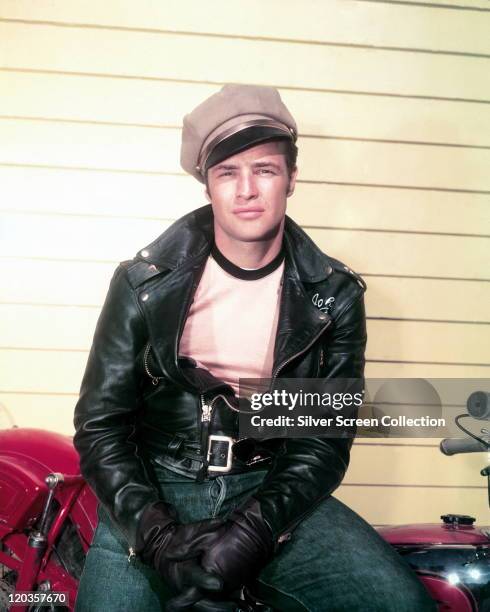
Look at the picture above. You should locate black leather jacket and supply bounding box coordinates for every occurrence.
[73,204,367,549]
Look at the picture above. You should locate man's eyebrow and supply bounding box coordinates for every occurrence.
[211,163,238,172]
[253,161,281,169]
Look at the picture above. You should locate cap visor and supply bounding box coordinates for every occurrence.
[205,125,292,173]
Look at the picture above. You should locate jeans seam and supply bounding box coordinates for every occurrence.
[212,476,227,517]
[257,576,311,612]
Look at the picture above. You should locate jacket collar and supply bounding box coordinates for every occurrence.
[137,203,332,284]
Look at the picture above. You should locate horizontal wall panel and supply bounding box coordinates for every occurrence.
[400,0,490,9]
[0,350,88,393]
[336,484,486,525]
[0,212,171,264]
[1,212,487,279]
[0,260,116,306]
[358,438,443,447]
[0,393,77,435]
[364,276,490,323]
[365,361,490,377]
[2,259,488,323]
[6,120,490,192]
[308,228,488,280]
[2,22,490,100]
[0,166,206,220]
[366,319,490,363]
[298,137,490,190]
[1,304,487,363]
[1,0,489,55]
[3,73,490,147]
[289,184,490,237]
[0,119,181,175]
[0,305,99,350]
[2,120,490,192]
[347,443,483,487]
[2,165,489,236]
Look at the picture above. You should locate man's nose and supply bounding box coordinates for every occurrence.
[237,171,258,200]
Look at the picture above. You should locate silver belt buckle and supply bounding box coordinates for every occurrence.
[207,435,234,473]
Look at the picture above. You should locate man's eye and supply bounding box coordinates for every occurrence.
[258,168,274,175]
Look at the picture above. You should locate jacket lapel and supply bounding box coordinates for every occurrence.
[272,251,332,379]
[139,261,204,387]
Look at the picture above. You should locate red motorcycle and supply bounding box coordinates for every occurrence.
[0,393,489,612]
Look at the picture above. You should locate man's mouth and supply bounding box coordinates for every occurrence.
[233,207,265,219]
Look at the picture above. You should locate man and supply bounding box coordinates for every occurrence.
[74,85,434,611]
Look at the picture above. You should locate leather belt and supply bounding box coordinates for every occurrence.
[207,434,235,473]
[138,425,271,477]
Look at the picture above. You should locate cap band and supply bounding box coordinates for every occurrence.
[197,118,296,175]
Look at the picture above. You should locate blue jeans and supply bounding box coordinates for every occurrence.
[76,463,435,611]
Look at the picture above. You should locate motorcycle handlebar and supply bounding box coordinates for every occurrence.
[440,437,490,456]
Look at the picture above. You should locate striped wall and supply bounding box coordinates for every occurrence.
[0,0,489,524]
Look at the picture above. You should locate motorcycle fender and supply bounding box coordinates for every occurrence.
[0,455,48,534]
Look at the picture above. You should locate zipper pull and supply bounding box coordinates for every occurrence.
[319,348,324,368]
[278,532,292,544]
[198,395,212,482]
[127,547,136,563]
[201,397,212,422]
[144,343,161,386]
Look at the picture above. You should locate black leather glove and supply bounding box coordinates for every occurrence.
[135,501,226,595]
[166,588,249,612]
[166,498,273,611]
[167,495,273,612]
[200,497,273,592]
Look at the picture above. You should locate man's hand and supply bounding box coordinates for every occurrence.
[166,497,273,611]
[135,501,226,594]
[200,497,274,592]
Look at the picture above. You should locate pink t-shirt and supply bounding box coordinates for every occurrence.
[179,254,284,395]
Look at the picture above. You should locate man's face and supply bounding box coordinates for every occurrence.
[206,140,297,245]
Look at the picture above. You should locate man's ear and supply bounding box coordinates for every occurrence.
[287,166,298,197]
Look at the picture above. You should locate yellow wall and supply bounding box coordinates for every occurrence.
[1,0,489,524]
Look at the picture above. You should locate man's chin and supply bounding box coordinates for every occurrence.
[226,219,284,243]
[230,227,282,243]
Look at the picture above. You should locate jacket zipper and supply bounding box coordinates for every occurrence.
[197,392,243,481]
[197,394,212,481]
[269,318,332,545]
[270,318,332,389]
[143,342,164,386]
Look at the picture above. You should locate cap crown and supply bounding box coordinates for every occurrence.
[181,84,297,182]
